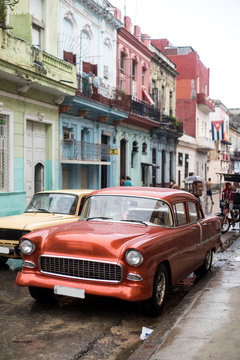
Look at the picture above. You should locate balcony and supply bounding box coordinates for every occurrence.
[197,93,215,113]
[60,140,110,164]
[0,28,77,97]
[130,97,160,121]
[76,76,131,113]
[196,136,215,151]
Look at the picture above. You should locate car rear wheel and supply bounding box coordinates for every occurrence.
[194,249,213,277]
[29,286,55,302]
[139,264,168,317]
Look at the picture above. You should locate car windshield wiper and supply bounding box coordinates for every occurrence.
[35,208,52,213]
[25,201,37,212]
[121,219,148,226]
[86,216,113,221]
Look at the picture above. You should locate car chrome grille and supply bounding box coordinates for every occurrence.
[40,255,122,283]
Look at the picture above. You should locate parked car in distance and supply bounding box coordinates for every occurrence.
[16,187,222,316]
[0,189,93,262]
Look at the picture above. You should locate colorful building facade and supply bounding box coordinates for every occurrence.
[0,0,77,216]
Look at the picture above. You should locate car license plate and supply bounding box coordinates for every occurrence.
[0,246,10,254]
[54,285,85,299]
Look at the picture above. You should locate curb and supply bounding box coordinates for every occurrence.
[128,231,239,360]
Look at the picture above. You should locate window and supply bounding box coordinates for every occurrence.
[169,91,173,115]
[178,152,183,166]
[132,60,137,80]
[174,203,187,226]
[152,85,158,108]
[185,154,189,179]
[152,148,156,164]
[188,202,199,223]
[0,114,9,192]
[131,141,138,168]
[29,0,42,21]
[142,67,146,85]
[32,24,42,48]
[30,0,44,49]
[142,142,147,154]
[121,52,125,73]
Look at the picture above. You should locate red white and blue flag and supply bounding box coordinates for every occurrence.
[211,120,224,141]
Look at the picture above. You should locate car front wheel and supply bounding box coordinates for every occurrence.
[194,249,213,277]
[139,263,168,317]
[29,286,55,302]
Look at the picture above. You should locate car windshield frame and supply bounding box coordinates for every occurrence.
[25,193,78,215]
[80,194,173,227]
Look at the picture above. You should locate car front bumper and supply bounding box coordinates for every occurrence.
[16,270,153,302]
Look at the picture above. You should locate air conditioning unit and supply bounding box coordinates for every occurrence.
[63,132,74,141]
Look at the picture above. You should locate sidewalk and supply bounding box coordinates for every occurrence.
[129,233,240,360]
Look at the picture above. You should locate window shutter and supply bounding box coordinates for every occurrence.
[29,0,42,21]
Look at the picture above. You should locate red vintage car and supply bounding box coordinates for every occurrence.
[16,187,221,316]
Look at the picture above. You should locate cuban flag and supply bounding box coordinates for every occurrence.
[211,120,224,141]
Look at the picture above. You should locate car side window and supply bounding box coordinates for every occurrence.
[174,203,187,226]
[188,202,199,223]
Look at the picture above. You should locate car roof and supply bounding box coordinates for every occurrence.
[35,189,94,196]
[90,186,197,202]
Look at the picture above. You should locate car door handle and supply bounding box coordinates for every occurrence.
[191,227,196,230]
[203,223,208,226]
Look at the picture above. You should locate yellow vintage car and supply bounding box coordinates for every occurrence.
[0,189,93,262]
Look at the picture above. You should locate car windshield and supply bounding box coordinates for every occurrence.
[80,195,173,226]
[25,193,78,215]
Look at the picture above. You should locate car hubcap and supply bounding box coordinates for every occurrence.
[155,272,166,306]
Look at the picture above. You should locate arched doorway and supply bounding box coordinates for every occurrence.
[120,139,126,182]
[34,163,44,193]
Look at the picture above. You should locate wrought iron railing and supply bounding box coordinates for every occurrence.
[76,76,131,112]
[130,98,161,121]
[61,140,110,162]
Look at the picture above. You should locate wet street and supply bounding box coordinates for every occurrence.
[0,192,239,360]
[0,260,200,360]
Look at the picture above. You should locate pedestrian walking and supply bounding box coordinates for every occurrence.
[206,177,214,204]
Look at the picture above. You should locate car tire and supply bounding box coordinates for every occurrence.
[139,264,168,317]
[0,256,8,264]
[194,249,213,277]
[29,286,55,303]
[220,214,230,233]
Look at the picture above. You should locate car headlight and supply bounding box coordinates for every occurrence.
[125,249,143,266]
[19,238,35,255]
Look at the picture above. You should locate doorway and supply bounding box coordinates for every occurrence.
[120,139,126,182]
[26,120,46,204]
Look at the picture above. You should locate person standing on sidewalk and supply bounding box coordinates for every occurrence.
[206,178,214,205]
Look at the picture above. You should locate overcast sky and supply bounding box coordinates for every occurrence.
[110,0,240,109]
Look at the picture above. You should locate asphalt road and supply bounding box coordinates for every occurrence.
[0,192,237,360]
[0,259,203,360]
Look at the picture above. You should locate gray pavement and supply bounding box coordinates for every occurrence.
[129,225,240,360]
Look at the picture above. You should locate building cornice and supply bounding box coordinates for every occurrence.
[118,28,153,58]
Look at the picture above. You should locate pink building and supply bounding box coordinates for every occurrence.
[114,9,153,104]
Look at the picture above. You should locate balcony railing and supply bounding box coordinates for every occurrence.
[160,115,183,134]
[130,97,161,121]
[76,76,131,112]
[0,29,77,95]
[61,140,110,162]
[197,93,215,112]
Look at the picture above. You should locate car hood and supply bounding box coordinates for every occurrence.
[42,220,158,261]
[0,213,76,231]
